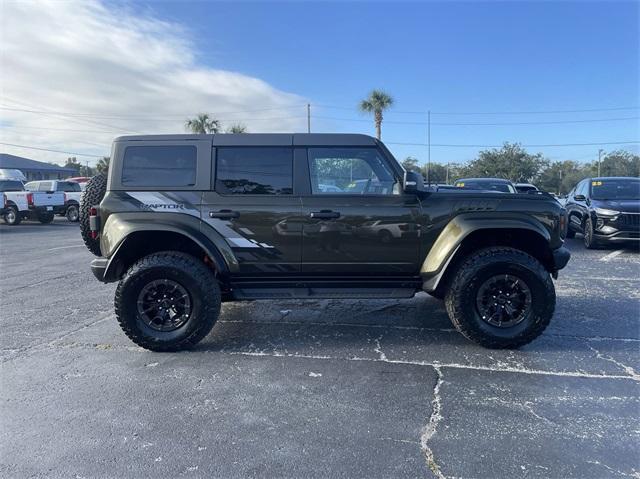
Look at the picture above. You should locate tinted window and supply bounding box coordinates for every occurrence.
[455,181,515,193]
[0,180,24,192]
[591,179,640,200]
[56,182,82,192]
[308,147,399,195]
[122,146,197,187]
[216,147,293,195]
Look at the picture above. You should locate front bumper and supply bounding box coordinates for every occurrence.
[552,246,571,271]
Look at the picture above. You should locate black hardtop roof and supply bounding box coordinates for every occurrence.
[114,133,379,147]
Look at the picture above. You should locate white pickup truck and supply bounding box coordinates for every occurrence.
[24,180,82,222]
[1,179,65,225]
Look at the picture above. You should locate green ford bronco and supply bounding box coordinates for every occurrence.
[81,133,570,351]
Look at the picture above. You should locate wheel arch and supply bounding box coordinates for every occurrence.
[422,214,554,293]
[100,215,238,283]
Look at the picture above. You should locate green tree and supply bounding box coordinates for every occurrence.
[537,161,590,195]
[599,150,640,177]
[64,157,82,175]
[422,163,451,184]
[359,89,394,140]
[96,157,110,174]
[226,123,248,133]
[401,156,420,173]
[464,143,548,182]
[185,113,220,134]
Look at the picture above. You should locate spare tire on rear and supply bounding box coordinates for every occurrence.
[79,173,107,256]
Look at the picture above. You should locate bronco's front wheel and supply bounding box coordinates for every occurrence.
[115,252,221,352]
[444,247,555,349]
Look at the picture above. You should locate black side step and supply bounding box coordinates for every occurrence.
[231,287,417,300]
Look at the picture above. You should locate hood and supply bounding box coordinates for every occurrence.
[592,198,640,213]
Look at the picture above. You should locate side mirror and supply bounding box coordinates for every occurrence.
[403,171,424,193]
[574,194,586,201]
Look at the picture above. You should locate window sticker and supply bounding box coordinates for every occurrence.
[592,181,603,186]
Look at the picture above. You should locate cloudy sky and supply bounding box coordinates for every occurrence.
[1,0,638,167]
[0,0,307,165]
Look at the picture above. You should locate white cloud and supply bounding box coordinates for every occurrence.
[0,0,307,165]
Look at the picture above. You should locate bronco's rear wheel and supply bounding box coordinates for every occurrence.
[444,247,555,349]
[79,173,107,256]
[115,251,221,352]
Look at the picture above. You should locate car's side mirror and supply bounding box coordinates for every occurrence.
[574,194,586,201]
[403,171,424,193]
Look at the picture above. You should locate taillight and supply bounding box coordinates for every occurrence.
[26,192,34,207]
[89,207,99,239]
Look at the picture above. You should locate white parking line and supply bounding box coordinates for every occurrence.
[46,244,84,251]
[600,250,624,262]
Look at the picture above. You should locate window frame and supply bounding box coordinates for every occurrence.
[302,146,402,197]
[109,139,212,191]
[213,145,295,197]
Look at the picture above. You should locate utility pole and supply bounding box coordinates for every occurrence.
[307,103,311,133]
[598,149,604,177]
[558,169,562,195]
[446,162,450,184]
[427,110,431,186]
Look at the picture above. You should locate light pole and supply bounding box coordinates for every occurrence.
[598,149,604,177]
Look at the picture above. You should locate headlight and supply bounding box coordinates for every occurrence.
[594,207,619,217]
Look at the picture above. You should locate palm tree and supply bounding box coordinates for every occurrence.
[185,113,220,134]
[96,157,110,174]
[359,89,394,140]
[226,123,248,133]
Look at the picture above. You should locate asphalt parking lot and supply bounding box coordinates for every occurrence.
[1,218,639,478]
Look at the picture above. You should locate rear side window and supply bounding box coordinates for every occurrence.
[122,146,197,187]
[215,147,293,195]
[38,182,53,192]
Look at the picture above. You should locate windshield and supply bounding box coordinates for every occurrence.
[0,180,25,192]
[591,179,640,200]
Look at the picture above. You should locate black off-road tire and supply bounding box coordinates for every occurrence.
[115,252,221,352]
[444,247,555,349]
[66,204,79,222]
[79,173,107,256]
[37,212,55,224]
[3,205,21,225]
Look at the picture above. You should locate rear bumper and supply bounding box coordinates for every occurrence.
[90,258,109,282]
[551,246,571,271]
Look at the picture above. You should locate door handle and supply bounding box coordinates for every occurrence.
[309,210,340,220]
[209,209,240,219]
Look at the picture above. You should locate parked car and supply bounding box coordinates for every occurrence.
[66,176,91,190]
[24,180,82,222]
[515,183,540,194]
[564,176,640,248]
[81,133,569,352]
[454,178,517,193]
[1,177,65,225]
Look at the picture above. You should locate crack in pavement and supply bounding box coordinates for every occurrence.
[586,343,640,381]
[420,366,446,479]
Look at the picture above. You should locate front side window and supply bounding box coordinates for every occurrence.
[307,147,399,195]
[122,146,197,187]
[215,147,293,195]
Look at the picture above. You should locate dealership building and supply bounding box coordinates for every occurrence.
[0,153,76,181]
